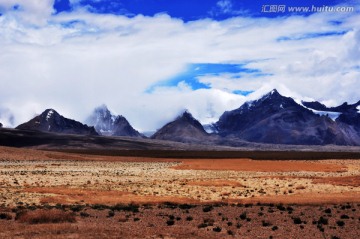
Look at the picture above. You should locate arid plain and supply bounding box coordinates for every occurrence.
[0,146,360,238]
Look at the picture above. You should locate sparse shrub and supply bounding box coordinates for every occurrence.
[213,226,222,232]
[91,204,108,210]
[271,226,278,231]
[336,220,345,227]
[17,209,76,224]
[240,212,247,220]
[318,216,328,225]
[134,217,140,221]
[277,204,286,211]
[166,220,175,226]
[262,220,272,227]
[176,216,181,221]
[186,216,193,221]
[107,210,115,217]
[70,204,84,212]
[331,236,340,239]
[80,212,90,217]
[227,230,234,235]
[179,204,195,210]
[227,221,233,226]
[111,204,139,213]
[198,223,208,228]
[293,217,302,224]
[236,223,242,228]
[204,218,214,226]
[340,214,349,219]
[324,208,332,214]
[163,202,178,209]
[203,205,213,212]
[0,213,12,220]
[169,215,175,220]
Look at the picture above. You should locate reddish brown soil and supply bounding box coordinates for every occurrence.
[172,158,346,172]
[1,146,360,238]
[1,203,359,239]
[312,176,360,187]
[228,191,360,205]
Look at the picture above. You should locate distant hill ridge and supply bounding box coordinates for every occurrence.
[10,89,360,145]
[16,109,98,136]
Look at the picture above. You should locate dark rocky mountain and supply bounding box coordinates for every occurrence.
[151,111,209,143]
[86,105,143,137]
[16,109,98,136]
[215,89,359,145]
[0,122,2,128]
[302,100,360,113]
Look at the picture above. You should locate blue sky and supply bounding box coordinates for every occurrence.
[53,0,347,20]
[0,0,359,130]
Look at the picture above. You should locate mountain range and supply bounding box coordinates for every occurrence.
[214,90,360,145]
[151,111,209,143]
[86,105,143,137]
[5,89,360,146]
[16,109,98,136]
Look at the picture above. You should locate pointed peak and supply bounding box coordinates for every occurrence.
[267,89,281,96]
[42,108,59,116]
[95,104,110,112]
[181,109,192,117]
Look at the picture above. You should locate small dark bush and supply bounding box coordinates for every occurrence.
[203,205,213,212]
[164,202,178,209]
[340,214,349,219]
[336,220,345,227]
[227,221,233,226]
[240,212,247,220]
[324,208,332,214]
[111,204,139,213]
[293,217,302,224]
[70,204,83,212]
[277,205,286,211]
[198,223,208,228]
[0,213,12,220]
[262,220,272,227]
[179,204,195,210]
[204,218,214,226]
[331,236,340,239]
[107,210,115,217]
[272,226,278,231]
[134,217,140,221]
[186,216,193,221]
[80,212,90,217]
[91,204,108,210]
[318,216,328,225]
[236,223,242,228]
[213,226,222,232]
[227,230,234,235]
[166,220,175,226]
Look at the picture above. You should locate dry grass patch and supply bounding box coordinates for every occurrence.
[17,209,76,224]
[187,180,245,187]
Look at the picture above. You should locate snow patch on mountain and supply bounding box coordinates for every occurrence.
[46,110,54,121]
[311,110,341,121]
